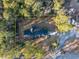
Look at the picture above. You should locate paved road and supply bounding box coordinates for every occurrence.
[56,52,79,59]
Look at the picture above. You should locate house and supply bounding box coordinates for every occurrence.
[23,23,57,39]
[16,16,57,40]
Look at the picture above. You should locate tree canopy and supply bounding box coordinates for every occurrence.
[0,0,74,59]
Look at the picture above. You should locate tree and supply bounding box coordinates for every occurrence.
[20,41,45,59]
[3,0,54,20]
[52,0,73,32]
